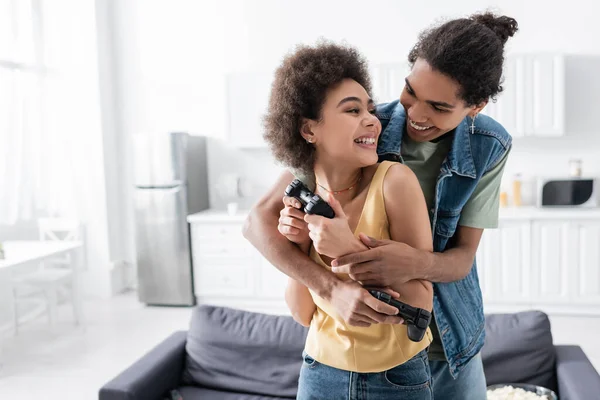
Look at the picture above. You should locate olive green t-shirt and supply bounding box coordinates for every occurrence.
[401,133,509,360]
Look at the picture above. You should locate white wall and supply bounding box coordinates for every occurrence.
[90,0,600,304]
[121,0,600,139]
[192,0,600,208]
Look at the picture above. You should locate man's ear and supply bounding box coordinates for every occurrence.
[300,118,316,144]
[471,100,488,117]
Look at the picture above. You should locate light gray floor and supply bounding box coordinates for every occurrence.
[0,292,598,400]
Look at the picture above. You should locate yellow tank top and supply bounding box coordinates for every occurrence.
[304,161,433,373]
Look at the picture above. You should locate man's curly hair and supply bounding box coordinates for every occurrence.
[408,12,518,106]
[263,41,372,175]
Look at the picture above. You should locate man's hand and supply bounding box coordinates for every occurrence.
[331,233,429,287]
[278,196,310,246]
[328,280,404,327]
[304,193,362,258]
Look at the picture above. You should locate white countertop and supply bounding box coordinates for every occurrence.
[498,206,600,220]
[188,206,600,223]
[187,209,250,223]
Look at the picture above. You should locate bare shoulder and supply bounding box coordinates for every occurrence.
[382,162,420,197]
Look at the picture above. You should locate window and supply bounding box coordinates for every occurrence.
[0,0,101,224]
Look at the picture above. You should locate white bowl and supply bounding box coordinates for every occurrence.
[487,383,557,400]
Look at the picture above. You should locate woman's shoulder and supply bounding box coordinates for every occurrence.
[382,161,415,181]
[379,162,419,198]
[376,162,425,220]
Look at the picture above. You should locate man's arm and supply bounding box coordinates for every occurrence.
[333,224,483,285]
[419,226,483,283]
[284,241,317,327]
[334,149,509,285]
[242,171,338,299]
[243,171,403,326]
[419,148,510,282]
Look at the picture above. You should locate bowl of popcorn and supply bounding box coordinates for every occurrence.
[487,384,558,400]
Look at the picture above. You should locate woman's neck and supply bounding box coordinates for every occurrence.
[313,162,363,202]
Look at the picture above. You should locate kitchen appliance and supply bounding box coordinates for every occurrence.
[537,178,597,207]
[133,132,209,306]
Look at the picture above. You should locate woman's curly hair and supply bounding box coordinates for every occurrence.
[263,41,372,175]
[408,12,518,106]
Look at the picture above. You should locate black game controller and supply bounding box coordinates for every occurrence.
[368,289,432,342]
[284,179,335,219]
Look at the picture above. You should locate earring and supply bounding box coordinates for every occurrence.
[470,113,478,134]
[306,138,313,143]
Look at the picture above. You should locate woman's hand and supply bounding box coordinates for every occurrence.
[304,193,363,258]
[278,196,311,247]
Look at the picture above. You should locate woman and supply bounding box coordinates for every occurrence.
[263,41,435,399]
[245,11,518,400]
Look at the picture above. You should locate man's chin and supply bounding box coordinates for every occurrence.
[406,124,446,142]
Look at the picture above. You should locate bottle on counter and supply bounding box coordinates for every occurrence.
[569,159,583,177]
[512,174,522,207]
[499,191,509,208]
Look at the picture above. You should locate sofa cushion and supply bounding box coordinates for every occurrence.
[482,310,557,391]
[178,386,290,400]
[182,305,308,398]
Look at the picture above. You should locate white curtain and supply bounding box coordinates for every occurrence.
[0,0,101,225]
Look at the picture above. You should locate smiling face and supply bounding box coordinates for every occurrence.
[400,58,484,142]
[303,78,381,169]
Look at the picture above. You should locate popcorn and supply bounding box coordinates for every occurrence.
[487,385,550,400]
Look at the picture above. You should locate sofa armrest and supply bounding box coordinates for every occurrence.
[99,331,188,400]
[555,345,600,400]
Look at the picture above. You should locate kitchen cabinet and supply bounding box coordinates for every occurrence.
[190,208,600,316]
[225,54,567,148]
[480,208,600,315]
[477,220,532,307]
[530,220,600,308]
[188,211,290,314]
[481,54,565,137]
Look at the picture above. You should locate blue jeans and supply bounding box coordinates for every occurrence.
[429,353,486,400]
[297,349,433,400]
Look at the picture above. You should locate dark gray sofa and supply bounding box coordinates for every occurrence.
[99,306,600,400]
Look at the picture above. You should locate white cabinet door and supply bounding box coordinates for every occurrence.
[531,220,571,304]
[371,63,410,103]
[256,252,288,300]
[566,221,600,305]
[191,221,257,297]
[477,221,531,305]
[530,54,565,136]
[482,54,565,137]
[481,55,525,138]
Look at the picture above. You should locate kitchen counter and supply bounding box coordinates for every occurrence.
[188,206,600,223]
[498,206,600,220]
[187,209,250,223]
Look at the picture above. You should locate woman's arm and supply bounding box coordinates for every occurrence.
[244,171,403,327]
[284,241,316,327]
[243,171,340,297]
[383,163,433,295]
[383,163,433,252]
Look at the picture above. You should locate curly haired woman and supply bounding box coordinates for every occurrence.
[263,41,435,399]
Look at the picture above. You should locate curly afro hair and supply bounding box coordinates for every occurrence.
[263,41,372,175]
[408,11,518,106]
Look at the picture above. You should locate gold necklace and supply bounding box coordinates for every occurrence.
[316,171,362,195]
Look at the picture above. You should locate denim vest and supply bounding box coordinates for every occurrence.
[375,100,512,377]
